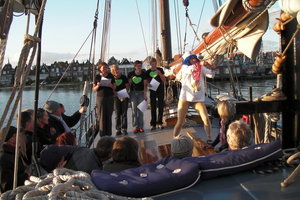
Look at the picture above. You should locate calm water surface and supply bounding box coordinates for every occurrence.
[211,79,276,100]
[0,84,95,125]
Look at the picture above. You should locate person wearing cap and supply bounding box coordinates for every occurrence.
[40,136,115,174]
[44,100,86,141]
[173,52,216,143]
[171,134,194,159]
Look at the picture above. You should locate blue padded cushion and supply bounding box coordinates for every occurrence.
[91,157,200,197]
[183,140,283,180]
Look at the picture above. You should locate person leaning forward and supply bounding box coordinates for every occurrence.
[44,100,86,143]
[40,136,115,174]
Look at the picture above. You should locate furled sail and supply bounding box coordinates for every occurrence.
[170,0,274,74]
[205,0,269,61]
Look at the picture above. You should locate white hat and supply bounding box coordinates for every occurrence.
[182,51,192,60]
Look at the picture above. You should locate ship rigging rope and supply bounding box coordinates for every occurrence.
[173,0,182,54]
[135,0,149,57]
[0,38,7,73]
[0,0,14,73]
[244,0,277,29]
[184,7,201,46]
[191,0,206,49]
[44,29,94,103]
[0,0,47,145]
[281,26,300,56]
[183,11,188,53]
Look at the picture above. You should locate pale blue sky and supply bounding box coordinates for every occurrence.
[5,0,280,66]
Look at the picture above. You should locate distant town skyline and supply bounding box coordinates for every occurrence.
[4,0,280,66]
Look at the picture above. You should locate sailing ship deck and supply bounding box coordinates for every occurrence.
[156,167,300,200]
[91,105,221,150]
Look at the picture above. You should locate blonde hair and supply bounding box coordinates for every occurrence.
[226,120,253,150]
[110,64,119,75]
[217,101,235,121]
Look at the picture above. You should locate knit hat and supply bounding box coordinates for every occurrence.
[171,134,194,159]
[40,145,71,172]
[44,100,60,114]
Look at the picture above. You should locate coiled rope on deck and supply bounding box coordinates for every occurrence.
[0,168,150,200]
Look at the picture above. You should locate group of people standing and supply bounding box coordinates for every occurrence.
[93,57,166,137]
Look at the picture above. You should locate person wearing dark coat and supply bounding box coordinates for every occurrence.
[0,135,27,193]
[44,100,86,142]
[36,108,52,147]
[40,136,115,174]
[92,62,116,137]
[145,57,166,130]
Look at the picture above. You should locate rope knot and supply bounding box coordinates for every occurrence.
[24,34,41,44]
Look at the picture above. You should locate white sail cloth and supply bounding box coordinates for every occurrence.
[201,0,269,61]
[279,0,300,25]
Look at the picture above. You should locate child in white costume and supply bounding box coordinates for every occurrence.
[173,52,216,143]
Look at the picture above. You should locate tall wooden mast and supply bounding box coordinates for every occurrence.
[159,0,172,66]
[281,19,300,148]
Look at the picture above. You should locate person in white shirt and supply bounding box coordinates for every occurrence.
[173,52,216,143]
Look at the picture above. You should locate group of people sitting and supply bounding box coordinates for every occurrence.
[0,101,86,192]
[171,119,253,159]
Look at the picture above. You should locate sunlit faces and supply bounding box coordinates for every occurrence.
[134,63,142,72]
[150,59,157,67]
[189,57,199,65]
[111,65,120,77]
[99,64,109,75]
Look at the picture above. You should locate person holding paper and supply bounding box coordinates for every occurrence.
[145,57,166,130]
[128,60,148,133]
[93,62,116,137]
[111,64,129,136]
[173,52,216,143]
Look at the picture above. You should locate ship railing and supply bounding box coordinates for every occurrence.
[73,106,97,147]
[206,82,234,99]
